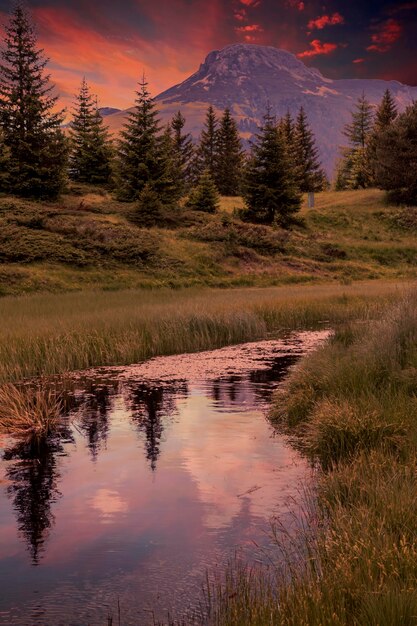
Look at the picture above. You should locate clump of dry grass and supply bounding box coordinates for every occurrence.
[0,383,62,442]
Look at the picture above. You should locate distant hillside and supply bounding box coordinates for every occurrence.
[105,44,417,176]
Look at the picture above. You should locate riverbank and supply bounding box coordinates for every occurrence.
[207,291,417,625]
[0,280,408,383]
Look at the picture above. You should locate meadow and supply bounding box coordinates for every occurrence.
[0,280,407,383]
[0,187,416,296]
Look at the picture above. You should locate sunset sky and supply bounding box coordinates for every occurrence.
[0,0,416,109]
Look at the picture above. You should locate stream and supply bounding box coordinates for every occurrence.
[0,330,329,625]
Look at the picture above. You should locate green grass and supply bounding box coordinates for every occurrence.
[0,187,417,295]
[0,280,407,383]
[205,292,417,626]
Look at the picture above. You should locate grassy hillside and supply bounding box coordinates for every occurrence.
[0,187,416,296]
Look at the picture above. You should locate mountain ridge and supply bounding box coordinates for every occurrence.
[105,44,417,176]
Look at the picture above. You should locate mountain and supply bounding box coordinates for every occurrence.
[98,107,121,117]
[105,44,417,176]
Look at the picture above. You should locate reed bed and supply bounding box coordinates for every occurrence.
[0,280,407,383]
[0,383,62,442]
[203,290,417,626]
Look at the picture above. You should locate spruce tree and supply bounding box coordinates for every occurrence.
[343,93,374,148]
[373,102,417,205]
[159,123,182,205]
[336,93,374,189]
[243,110,301,227]
[0,4,67,199]
[69,79,113,185]
[133,182,164,226]
[293,107,327,192]
[374,89,398,133]
[171,111,194,194]
[187,169,219,213]
[195,106,219,177]
[117,75,165,201]
[367,90,398,183]
[215,108,244,196]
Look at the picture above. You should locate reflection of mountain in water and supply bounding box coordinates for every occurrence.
[3,430,73,565]
[127,382,188,471]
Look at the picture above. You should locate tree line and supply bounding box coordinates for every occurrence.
[0,4,326,229]
[0,5,415,230]
[336,90,417,205]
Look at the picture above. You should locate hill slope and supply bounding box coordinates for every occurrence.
[0,188,416,296]
[105,44,417,175]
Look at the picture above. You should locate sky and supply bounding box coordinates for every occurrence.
[0,0,416,110]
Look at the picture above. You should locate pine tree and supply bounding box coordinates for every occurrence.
[0,4,67,199]
[343,93,374,148]
[133,182,164,226]
[373,102,417,205]
[335,93,374,189]
[159,123,182,205]
[69,79,113,185]
[374,89,398,133]
[367,90,398,183]
[243,110,301,227]
[215,108,244,196]
[293,107,327,192]
[195,106,219,177]
[117,75,165,201]
[187,169,219,213]
[171,111,194,194]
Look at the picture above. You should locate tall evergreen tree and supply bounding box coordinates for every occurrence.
[373,102,417,205]
[243,109,301,227]
[374,89,398,133]
[336,93,374,189]
[117,75,165,201]
[0,3,68,199]
[159,123,182,205]
[215,108,244,196]
[69,79,113,184]
[343,93,374,149]
[195,106,219,177]
[171,110,194,194]
[293,107,327,192]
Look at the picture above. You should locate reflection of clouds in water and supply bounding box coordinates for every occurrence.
[173,391,306,530]
[91,488,129,522]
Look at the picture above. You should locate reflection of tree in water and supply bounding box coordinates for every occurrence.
[210,355,299,409]
[74,383,115,461]
[127,381,187,471]
[3,427,73,565]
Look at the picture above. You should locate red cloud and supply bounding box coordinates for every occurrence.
[297,39,338,58]
[353,58,365,64]
[308,12,345,30]
[367,19,402,53]
[240,0,261,6]
[236,24,263,32]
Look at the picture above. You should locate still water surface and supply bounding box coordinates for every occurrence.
[0,331,328,625]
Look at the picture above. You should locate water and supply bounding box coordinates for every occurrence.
[0,331,329,625]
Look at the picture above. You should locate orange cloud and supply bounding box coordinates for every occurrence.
[297,39,339,58]
[308,12,345,30]
[367,19,402,53]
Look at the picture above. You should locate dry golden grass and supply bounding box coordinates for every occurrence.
[0,383,62,442]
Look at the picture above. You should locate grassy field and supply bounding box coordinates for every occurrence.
[0,280,408,383]
[205,292,417,626]
[0,187,416,295]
